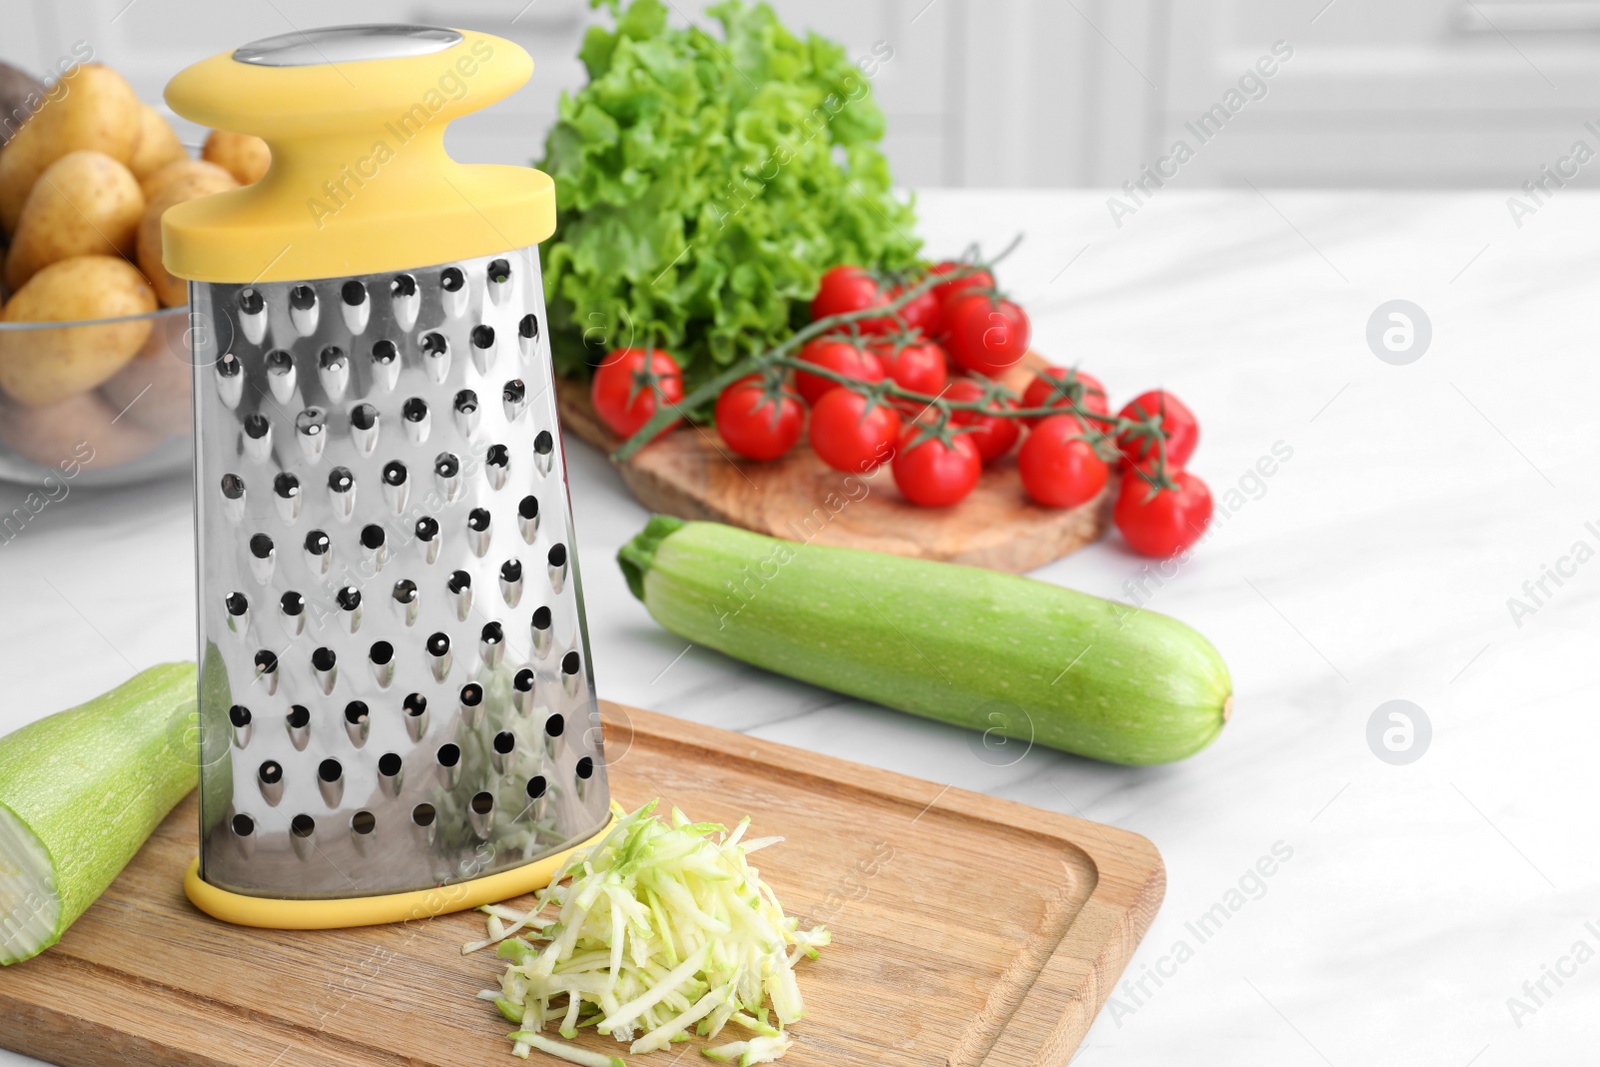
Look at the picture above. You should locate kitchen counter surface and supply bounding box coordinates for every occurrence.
[1,189,1594,1065]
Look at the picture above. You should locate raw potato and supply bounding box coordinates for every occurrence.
[0,64,140,233]
[126,104,186,180]
[98,311,192,433]
[201,129,269,185]
[136,166,238,307]
[0,62,47,151]
[138,158,232,203]
[0,389,160,469]
[0,256,157,407]
[6,150,144,290]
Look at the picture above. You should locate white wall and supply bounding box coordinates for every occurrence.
[11,0,1600,188]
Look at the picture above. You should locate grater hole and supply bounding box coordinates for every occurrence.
[216,352,242,379]
[232,813,255,837]
[305,530,331,556]
[545,714,565,737]
[471,324,494,349]
[360,523,385,550]
[320,345,346,370]
[350,402,377,431]
[427,632,450,657]
[369,640,394,665]
[576,756,594,780]
[328,466,354,493]
[238,288,264,315]
[493,731,515,755]
[290,814,315,838]
[526,775,546,799]
[372,338,398,365]
[460,682,483,708]
[383,460,407,486]
[519,313,539,340]
[414,516,438,541]
[243,414,269,441]
[412,803,435,827]
[501,559,522,583]
[390,274,417,299]
[281,591,304,615]
[318,758,342,783]
[549,543,567,568]
[447,570,471,594]
[351,810,376,835]
[434,453,459,478]
[274,472,300,500]
[562,651,581,676]
[440,267,465,292]
[454,389,478,415]
[392,579,417,604]
[249,533,273,559]
[481,622,503,646]
[403,693,427,716]
[225,592,249,616]
[468,508,491,532]
[336,587,360,611]
[345,701,368,725]
[222,473,246,500]
[289,285,316,311]
[534,431,553,456]
[471,791,494,815]
[421,332,447,357]
[341,280,367,307]
[379,751,403,777]
[228,704,251,728]
[255,650,278,674]
[487,444,509,469]
[265,349,293,376]
[312,646,337,671]
[514,668,535,693]
[259,760,283,785]
[403,397,429,423]
[437,743,460,768]
[287,705,310,729]
[503,379,526,405]
[295,407,326,438]
[518,495,539,520]
[531,606,552,630]
[488,259,511,284]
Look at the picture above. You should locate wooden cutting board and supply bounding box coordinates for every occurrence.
[0,702,1163,1067]
[555,357,1118,574]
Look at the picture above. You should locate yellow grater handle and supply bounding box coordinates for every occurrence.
[162,26,555,284]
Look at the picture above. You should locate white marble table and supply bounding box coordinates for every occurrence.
[1,190,1593,1065]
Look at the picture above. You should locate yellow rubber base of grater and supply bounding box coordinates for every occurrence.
[183,809,618,930]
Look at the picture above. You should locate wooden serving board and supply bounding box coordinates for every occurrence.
[555,358,1117,574]
[0,702,1163,1067]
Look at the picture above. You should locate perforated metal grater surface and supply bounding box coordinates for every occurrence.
[191,247,612,899]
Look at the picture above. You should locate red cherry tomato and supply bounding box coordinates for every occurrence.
[943,291,1032,377]
[1117,390,1200,469]
[1114,470,1213,558]
[945,378,1020,463]
[811,266,938,336]
[871,333,949,397]
[1017,414,1109,509]
[1022,367,1109,427]
[591,347,683,439]
[927,260,996,316]
[891,428,981,507]
[714,376,805,461]
[793,336,883,407]
[807,388,902,473]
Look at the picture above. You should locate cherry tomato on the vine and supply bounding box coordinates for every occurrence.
[715,376,805,461]
[1114,469,1213,558]
[1117,390,1199,469]
[1022,367,1109,427]
[945,378,1020,463]
[807,388,902,473]
[943,291,1032,377]
[870,332,949,397]
[811,265,938,336]
[793,335,883,407]
[891,427,981,507]
[927,260,996,318]
[591,347,683,440]
[1017,414,1109,509]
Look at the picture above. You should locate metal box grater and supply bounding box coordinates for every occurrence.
[165,26,614,926]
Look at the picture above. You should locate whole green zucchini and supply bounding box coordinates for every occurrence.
[619,518,1231,765]
[0,663,197,965]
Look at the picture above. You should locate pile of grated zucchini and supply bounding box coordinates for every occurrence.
[466,800,829,1066]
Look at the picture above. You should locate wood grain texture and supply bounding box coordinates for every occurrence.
[555,356,1117,574]
[0,702,1163,1067]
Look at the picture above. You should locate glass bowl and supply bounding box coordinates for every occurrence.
[0,305,193,486]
